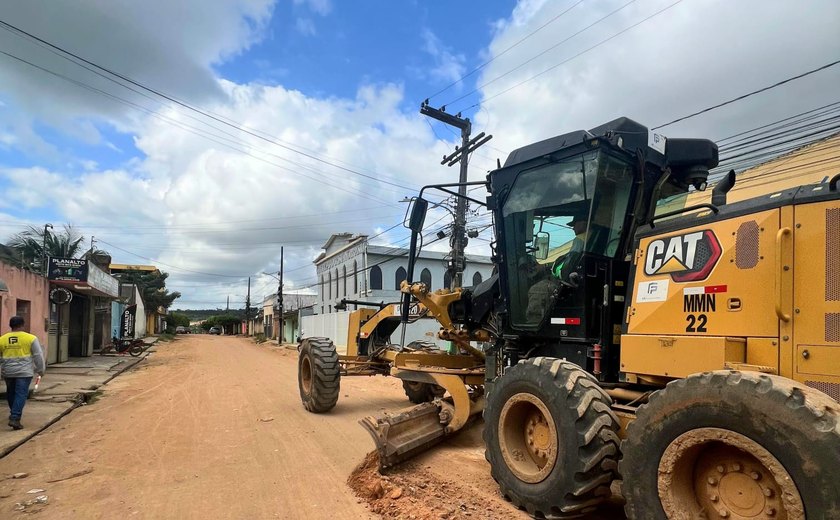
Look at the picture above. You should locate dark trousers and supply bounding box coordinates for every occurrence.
[4,377,32,420]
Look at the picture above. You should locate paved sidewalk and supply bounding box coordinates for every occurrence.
[0,338,158,458]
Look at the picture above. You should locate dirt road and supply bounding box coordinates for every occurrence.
[0,335,624,519]
[0,336,414,519]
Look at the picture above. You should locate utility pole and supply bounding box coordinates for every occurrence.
[42,223,53,275]
[226,295,230,312]
[277,246,284,344]
[245,277,251,336]
[420,101,492,289]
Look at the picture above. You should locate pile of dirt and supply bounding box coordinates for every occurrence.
[348,451,515,519]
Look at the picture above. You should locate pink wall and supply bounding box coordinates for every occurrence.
[0,261,50,354]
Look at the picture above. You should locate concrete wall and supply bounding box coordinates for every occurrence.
[301,312,447,354]
[0,261,50,356]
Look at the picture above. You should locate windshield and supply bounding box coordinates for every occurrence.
[502,150,634,328]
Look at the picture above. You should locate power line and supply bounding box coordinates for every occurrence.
[443,0,639,108]
[652,59,840,130]
[0,50,404,206]
[456,0,684,111]
[0,19,419,192]
[97,239,246,278]
[425,0,587,101]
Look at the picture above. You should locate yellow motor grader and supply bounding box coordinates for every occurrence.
[298,117,840,519]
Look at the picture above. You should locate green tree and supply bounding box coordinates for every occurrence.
[1,224,100,273]
[113,269,181,310]
[167,313,191,328]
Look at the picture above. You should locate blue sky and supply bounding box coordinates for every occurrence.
[0,0,838,308]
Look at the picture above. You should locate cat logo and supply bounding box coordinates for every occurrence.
[644,230,721,282]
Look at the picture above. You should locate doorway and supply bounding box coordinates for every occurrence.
[68,294,88,357]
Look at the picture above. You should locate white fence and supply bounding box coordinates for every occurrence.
[300,312,447,355]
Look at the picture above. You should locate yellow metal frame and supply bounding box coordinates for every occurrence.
[400,280,490,359]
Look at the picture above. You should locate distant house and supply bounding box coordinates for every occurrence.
[263,292,317,342]
[313,233,494,315]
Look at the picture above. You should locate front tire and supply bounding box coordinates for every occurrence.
[621,371,840,519]
[484,357,621,518]
[298,338,340,413]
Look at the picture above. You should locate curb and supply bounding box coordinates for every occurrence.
[0,348,154,460]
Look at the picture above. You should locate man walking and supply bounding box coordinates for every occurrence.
[0,316,46,430]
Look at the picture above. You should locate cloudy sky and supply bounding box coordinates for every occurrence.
[0,0,838,309]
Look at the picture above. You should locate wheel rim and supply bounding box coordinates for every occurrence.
[658,427,804,520]
[300,356,313,395]
[498,392,558,484]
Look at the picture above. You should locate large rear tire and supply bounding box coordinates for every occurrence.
[298,338,340,413]
[402,380,446,404]
[484,357,621,518]
[621,370,840,519]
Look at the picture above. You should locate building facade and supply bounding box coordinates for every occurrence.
[314,234,494,315]
[47,257,120,361]
[262,292,317,342]
[0,260,50,354]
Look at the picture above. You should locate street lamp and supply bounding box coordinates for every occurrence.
[42,223,53,275]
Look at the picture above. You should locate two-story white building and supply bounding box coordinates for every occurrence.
[314,233,494,315]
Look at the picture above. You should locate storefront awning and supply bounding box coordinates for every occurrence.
[48,258,119,298]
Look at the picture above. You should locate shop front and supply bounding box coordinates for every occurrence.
[47,258,119,361]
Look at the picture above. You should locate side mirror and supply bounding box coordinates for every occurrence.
[408,197,429,233]
[534,234,549,261]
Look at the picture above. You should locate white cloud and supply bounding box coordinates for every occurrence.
[421,29,467,86]
[0,0,276,155]
[295,17,317,36]
[2,0,838,308]
[471,0,840,159]
[293,0,332,16]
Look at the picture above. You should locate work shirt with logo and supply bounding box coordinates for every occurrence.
[0,331,46,378]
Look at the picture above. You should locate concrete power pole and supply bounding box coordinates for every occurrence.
[245,276,251,336]
[420,101,492,289]
[277,246,284,344]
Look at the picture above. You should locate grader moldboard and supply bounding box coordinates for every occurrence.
[298,117,840,519]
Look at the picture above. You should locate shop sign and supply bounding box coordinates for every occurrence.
[48,257,88,282]
[49,287,73,305]
[121,305,137,339]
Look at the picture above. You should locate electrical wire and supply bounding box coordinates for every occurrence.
[0,20,419,193]
[652,59,840,130]
[453,0,685,112]
[425,0,587,101]
[443,0,640,108]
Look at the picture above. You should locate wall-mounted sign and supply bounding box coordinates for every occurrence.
[49,286,73,305]
[48,257,88,282]
[121,305,137,339]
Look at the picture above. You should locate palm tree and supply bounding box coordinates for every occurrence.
[2,224,90,273]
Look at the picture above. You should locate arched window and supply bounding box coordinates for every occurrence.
[327,272,332,299]
[443,270,452,290]
[334,268,339,299]
[342,265,347,297]
[353,260,358,295]
[320,275,324,299]
[370,265,383,290]
[472,272,483,286]
[420,268,432,288]
[395,266,407,290]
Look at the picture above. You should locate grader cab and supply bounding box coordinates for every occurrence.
[299,117,840,518]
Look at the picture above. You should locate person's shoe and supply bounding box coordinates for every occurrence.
[9,418,22,430]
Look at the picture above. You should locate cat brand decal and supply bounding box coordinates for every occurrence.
[644,230,721,282]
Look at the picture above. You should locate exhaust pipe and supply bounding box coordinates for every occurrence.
[711,169,736,206]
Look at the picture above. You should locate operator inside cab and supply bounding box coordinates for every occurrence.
[524,211,588,324]
[502,149,633,329]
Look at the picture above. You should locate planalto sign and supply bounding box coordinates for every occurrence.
[644,230,721,282]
